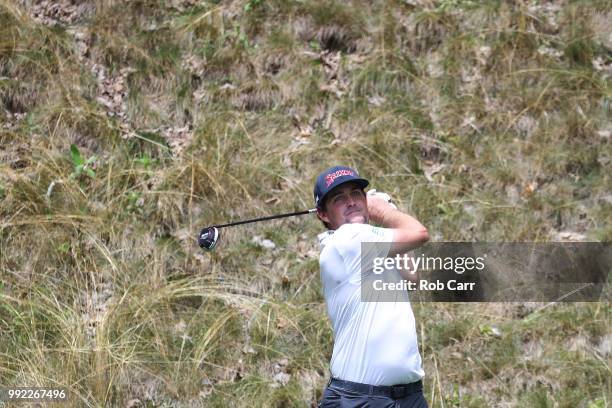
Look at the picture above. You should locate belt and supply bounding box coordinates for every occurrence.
[329,378,423,399]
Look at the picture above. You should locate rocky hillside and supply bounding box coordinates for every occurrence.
[0,0,610,407]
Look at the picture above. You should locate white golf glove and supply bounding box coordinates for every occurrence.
[367,189,398,209]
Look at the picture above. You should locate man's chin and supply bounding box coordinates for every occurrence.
[346,215,367,224]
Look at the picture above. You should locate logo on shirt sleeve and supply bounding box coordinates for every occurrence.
[370,226,385,237]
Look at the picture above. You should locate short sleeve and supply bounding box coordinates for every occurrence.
[356,225,394,272]
[329,224,393,282]
[320,244,348,292]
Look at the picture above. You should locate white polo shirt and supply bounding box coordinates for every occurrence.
[318,223,424,386]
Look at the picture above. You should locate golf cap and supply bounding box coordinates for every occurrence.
[314,166,369,209]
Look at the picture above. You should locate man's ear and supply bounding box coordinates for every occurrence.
[317,208,330,224]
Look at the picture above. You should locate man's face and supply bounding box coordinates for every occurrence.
[317,182,368,230]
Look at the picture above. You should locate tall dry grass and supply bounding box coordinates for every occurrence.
[1,0,610,406]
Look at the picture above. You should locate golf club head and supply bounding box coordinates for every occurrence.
[198,227,219,251]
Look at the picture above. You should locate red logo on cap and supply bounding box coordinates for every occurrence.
[325,170,355,187]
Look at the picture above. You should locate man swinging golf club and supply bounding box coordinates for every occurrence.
[315,166,430,408]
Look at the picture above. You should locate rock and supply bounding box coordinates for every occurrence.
[272,372,291,388]
[219,83,237,91]
[425,52,444,78]
[96,96,113,109]
[424,163,446,182]
[163,126,194,158]
[476,45,491,65]
[252,236,276,250]
[461,115,479,133]
[182,55,206,78]
[591,11,612,51]
[566,335,590,356]
[596,126,611,139]
[126,398,141,408]
[516,115,538,137]
[298,370,323,405]
[242,345,256,354]
[173,320,187,334]
[367,95,386,106]
[505,185,520,205]
[480,324,502,338]
[522,339,544,361]
[537,45,563,58]
[596,334,612,357]
[552,231,587,242]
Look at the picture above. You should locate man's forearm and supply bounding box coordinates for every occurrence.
[369,200,427,233]
[379,208,425,231]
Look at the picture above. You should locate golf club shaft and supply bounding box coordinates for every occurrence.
[212,208,316,229]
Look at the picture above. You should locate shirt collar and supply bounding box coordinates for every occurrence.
[317,230,335,249]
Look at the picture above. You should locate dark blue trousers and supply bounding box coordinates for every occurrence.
[318,378,429,408]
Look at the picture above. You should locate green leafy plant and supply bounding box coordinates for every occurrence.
[444,384,462,407]
[228,23,252,50]
[126,191,144,214]
[244,0,262,12]
[587,398,606,408]
[479,324,502,338]
[69,144,97,179]
[134,154,157,171]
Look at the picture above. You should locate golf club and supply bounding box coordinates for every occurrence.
[198,208,317,250]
